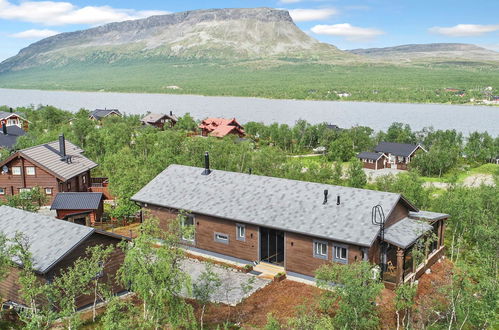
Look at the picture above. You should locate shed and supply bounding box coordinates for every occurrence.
[51,192,104,226]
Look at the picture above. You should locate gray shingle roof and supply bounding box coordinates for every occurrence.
[0,111,27,121]
[16,139,97,181]
[90,109,121,120]
[132,165,416,247]
[0,205,94,274]
[374,142,420,157]
[384,217,433,249]
[357,151,385,161]
[51,192,103,210]
[409,211,449,221]
[0,125,25,149]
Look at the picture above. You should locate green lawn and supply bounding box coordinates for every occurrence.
[420,163,499,184]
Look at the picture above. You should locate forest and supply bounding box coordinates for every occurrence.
[0,104,497,329]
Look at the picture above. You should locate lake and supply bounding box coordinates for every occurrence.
[0,88,497,136]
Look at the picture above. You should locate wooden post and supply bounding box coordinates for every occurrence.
[396,248,404,285]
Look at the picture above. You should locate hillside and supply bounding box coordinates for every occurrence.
[348,43,499,63]
[0,7,349,73]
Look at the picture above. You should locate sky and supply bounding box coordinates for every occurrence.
[0,0,498,62]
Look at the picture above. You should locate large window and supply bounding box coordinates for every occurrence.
[181,214,195,242]
[236,224,245,241]
[313,240,328,259]
[214,232,229,244]
[12,166,21,175]
[333,244,348,264]
[25,166,36,176]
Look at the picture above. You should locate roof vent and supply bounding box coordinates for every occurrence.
[337,195,340,205]
[202,152,211,175]
[323,189,328,205]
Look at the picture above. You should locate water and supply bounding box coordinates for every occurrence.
[0,88,497,136]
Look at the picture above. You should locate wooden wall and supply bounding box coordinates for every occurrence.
[385,200,410,227]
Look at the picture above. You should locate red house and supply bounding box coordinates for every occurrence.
[0,135,97,203]
[199,118,245,138]
[0,109,29,131]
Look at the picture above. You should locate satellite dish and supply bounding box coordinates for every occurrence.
[1,165,8,174]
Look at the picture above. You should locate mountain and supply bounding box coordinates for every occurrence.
[0,8,349,73]
[348,43,499,63]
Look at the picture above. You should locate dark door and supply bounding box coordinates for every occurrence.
[260,227,285,265]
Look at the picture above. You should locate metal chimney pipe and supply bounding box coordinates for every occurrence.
[202,152,211,175]
[59,134,66,159]
[337,195,340,205]
[170,111,173,116]
[323,189,328,204]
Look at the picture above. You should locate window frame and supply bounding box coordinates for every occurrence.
[19,188,31,194]
[313,240,328,260]
[236,223,246,241]
[333,244,349,264]
[0,187,5,195]
[25,166,36,176]
[181,214,195,243]
[45,188,53,195]
[214,232,229,244]
[11,166,21,175]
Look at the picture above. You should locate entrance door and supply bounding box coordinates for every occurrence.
[260,227,284,265]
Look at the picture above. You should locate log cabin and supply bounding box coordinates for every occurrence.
[141,111,178,129]
[50,192,104,226]
[0,109,29,131]
[0,206,127,310]
[132,154,448,288]
[199,118,245,138]
[0,135,98,204]
[358,142,426,170]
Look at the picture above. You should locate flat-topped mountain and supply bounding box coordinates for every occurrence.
[0,7,348,73]
[348,43,499,62]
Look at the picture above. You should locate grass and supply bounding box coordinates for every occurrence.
[419,163,499,184]
[0,59,498,104]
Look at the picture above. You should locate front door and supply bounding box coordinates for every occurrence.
[260,227,284,265]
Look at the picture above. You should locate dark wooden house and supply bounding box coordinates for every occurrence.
[358,142,426,170]
[0,135,97,203]
[51,192,104,226]
[357,151,388,170]
[0,206,126,310]
[132,157,447,288]
[141,111,178,129]
[89,109,122,122]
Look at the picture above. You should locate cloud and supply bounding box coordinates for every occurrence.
[288,8,337,22]
[429,24,499,37]
[0,0,169,26]
[311,23,384,41]
[9,29,60,39]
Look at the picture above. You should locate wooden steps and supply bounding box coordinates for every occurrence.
[253,262,285,280]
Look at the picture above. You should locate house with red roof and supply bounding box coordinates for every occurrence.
[199,118,245,138]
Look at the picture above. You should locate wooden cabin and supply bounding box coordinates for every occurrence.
[141,111,178,129]
[199,118,245,138]
[0,135,98,204]
[132,155,447,288]
[0,109,29,131]
[0,206,126,310]
[358,142,426,170]
[89,109,122,122]
[51,192,104,226]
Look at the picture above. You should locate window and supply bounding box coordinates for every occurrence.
[214,232,229,244]
[45,188,52,195]
[19,188,31,194]
[361,248,369,261]
[25,166,35,176]
[368,159,374,164]
[181,214,195,242]
[67,182,71,190]
[12,166,21,175]
[313,240,328,259]
[333,244,348,264]
[0,188,5,195]
[82,175,86,184]
[236,224,245,241]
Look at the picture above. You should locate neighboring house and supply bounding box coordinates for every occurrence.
[140,111,178,129]
[199,118,245,138]
[325,124,342,131]
[358,142,426,170]
[89,109,122,121]
[0,110,29,131]
[0,134,98,203]
[0,206,126,310]
[357,152,388,170]
[132,157,447,287]
[0,124,26,150]
[51,192,104,226]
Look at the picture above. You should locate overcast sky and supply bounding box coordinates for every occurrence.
[1,0,498,61]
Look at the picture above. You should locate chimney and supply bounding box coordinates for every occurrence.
[202,152,211,175]
[170,110,173,116]
[337,195,341,205]
[2,124,6,135]
[323,189,328,205]
[9,107,13,113]
[249,167,252,175]
[59,134,66,159]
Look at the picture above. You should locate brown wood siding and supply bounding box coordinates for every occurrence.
[385,200,410,227]
[285,232,363,277]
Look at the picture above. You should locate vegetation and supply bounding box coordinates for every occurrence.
[0,60,498,104]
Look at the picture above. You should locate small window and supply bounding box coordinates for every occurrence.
[0,188,5,195]
[236,224,245,241]
[12,166,21,175]
[67,182,71,190]
[368,159,374,164]
[313,240,328,259]
[333,245,348,264]
[25,166,36,176]
[45,188,52,195]
[214,232,229,244]
[82,175,86,184]
[181,214,195,242]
